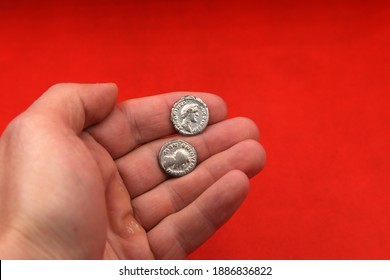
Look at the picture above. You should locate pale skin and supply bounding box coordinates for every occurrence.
[0,83,266,259]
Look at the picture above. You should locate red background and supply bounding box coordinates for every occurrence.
[1,1,389,259]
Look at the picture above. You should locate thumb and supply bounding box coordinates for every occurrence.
[28,83,118,134]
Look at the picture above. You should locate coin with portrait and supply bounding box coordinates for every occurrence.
[158,139,198,177]
[171,96,209,135]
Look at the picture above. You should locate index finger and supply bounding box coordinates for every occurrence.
[86,92,227,159]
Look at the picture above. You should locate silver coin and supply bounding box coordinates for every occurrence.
[171,96,209,135]
[158,139,198,177]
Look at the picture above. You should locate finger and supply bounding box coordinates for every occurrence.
[147,170,250,259]
[132,139,265,231]
[116,117,260,198]
[28,83,118,134]
[81,132,155,259]
[86,91,227,159]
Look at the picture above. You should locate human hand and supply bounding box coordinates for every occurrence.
[0,83,265,259]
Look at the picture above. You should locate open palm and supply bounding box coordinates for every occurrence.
[0,83,265,259]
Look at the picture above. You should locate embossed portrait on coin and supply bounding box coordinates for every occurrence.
[180,103,200,133]
[162,149,190,170]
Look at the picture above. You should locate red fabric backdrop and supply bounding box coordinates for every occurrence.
[1,0,389,259]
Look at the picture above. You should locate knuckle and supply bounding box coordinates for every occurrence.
[3,114,30,138]
[2,113,49,142]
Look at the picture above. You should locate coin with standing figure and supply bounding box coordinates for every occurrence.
[171,96,209,135]
[158,139,198,177]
